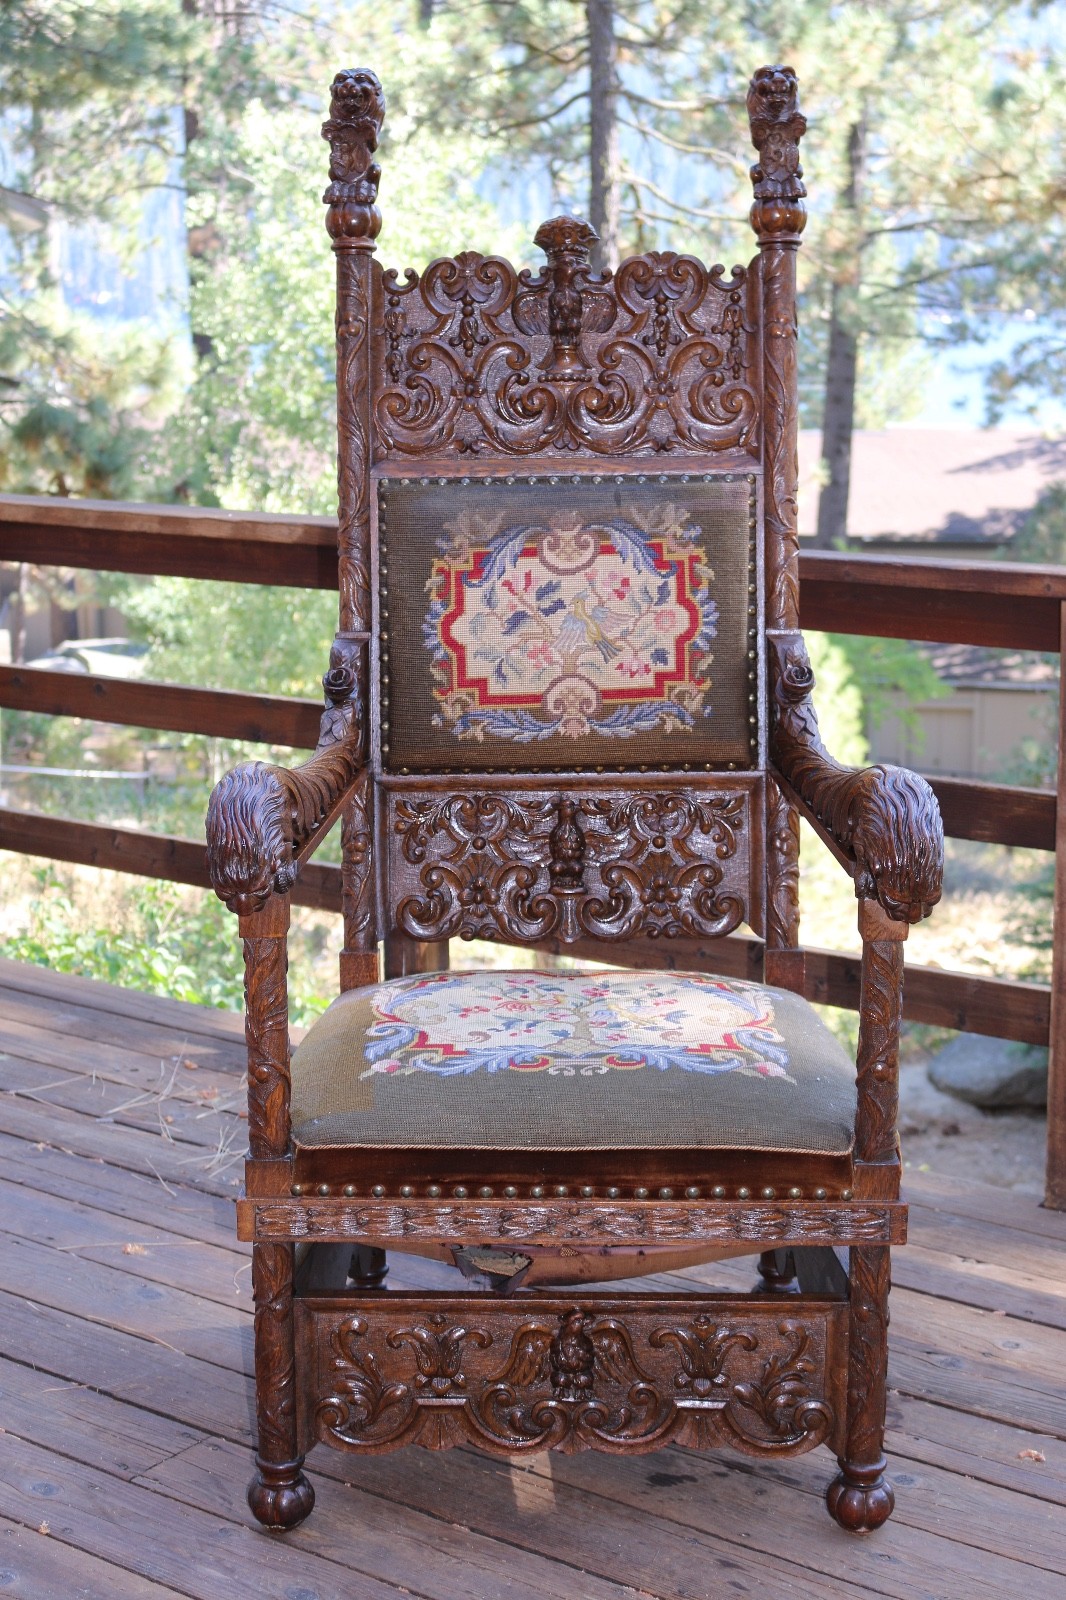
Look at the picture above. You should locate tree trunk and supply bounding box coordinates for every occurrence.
[815,291,860,548]
[814,118,867,550]
[587,0,620,273]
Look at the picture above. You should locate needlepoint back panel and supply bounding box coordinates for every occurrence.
[378,472,758,774]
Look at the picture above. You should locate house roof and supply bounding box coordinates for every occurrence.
[798,429,1066,546]
[922,642,1058,689]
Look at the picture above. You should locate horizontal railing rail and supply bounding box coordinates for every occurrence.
[1,493,1063,1206]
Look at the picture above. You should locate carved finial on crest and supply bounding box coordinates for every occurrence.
[322,67,385,243]
[515,216,615,380]
[747,66,807,240]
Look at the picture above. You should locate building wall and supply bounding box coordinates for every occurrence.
[871,687,1055,779]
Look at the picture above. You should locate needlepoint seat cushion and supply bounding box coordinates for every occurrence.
[289,969,856,1158]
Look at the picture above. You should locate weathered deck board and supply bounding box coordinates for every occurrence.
[0,963,1063,1599]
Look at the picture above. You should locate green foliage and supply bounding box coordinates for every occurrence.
[116,575,336,698]
[828,634,945,736]
[804,632,869,765]
[2,867,330,1024]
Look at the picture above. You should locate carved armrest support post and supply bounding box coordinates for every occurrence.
[241,896,292,1160]
[768,632,944,925]
[855,897,906,1166]
[206,637,369,1153]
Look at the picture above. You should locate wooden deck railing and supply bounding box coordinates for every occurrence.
[2,490,1064,1209]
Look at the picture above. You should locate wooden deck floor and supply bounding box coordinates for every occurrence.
[0,954,1064,1600]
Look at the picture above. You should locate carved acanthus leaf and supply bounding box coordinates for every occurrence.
[307,1298,840,1458]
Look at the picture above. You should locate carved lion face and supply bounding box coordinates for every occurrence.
[748,65,799,124]
[852,769,945,924]
[329,68,386,134]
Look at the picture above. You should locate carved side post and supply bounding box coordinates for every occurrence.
[748,67,807,991]
[827,894,903,1533]
[247,1241,314,1529]
[854,897,907,1165]
[323,68,385,992]
[240,897,291,1161]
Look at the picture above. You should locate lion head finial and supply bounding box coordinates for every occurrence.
[322,68,386,243]
[747,66,807,240]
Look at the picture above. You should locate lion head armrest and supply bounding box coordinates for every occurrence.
[768,632,944,925]
[205,638,367,916]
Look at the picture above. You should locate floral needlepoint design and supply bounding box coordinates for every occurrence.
[360,969,794,1082]
[423,501,719,744]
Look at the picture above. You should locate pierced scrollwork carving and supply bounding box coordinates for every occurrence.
[373,221,758,458]
[306,1298,840,1458]
[388,788,748,944]
[769,632,944,924]
[206,635,366,917]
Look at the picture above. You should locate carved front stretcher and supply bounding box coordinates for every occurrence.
[296,1291,847,1458]
[384,784,763,945]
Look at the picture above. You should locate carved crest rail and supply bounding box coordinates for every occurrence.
[371,221,760,459]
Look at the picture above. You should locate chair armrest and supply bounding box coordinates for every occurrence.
[206,637,366,915]
[768,632,944,925]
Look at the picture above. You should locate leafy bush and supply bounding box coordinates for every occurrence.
[2,868,330,1025]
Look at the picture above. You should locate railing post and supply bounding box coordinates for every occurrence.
[1045,601,1066,1209]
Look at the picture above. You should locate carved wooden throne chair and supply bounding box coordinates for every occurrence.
[206,64,944,1536]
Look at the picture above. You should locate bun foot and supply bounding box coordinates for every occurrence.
[826,1458,895,1533]
[247,1456,315,1531]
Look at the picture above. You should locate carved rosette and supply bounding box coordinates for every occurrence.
[307,1298,841,1457]
[373,231,758,457]
[387,789,748,944]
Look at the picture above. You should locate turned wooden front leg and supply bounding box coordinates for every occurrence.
[827,1245,895,1532]
[247,1242,314,1529]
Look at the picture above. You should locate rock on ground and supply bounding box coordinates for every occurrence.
[928,1032,1048,1110]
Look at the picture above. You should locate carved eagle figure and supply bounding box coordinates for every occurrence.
[495,1312,649,1403]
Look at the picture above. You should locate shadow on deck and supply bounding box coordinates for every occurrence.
[0,954,1063,1599]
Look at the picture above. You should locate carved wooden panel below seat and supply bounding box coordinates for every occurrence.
[296,1292,846,1457]
[383,785,758,944]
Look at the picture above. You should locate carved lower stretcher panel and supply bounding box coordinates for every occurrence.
[296,1292,847,1458]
